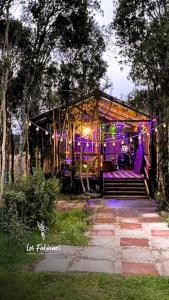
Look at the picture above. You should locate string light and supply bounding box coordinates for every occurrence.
[68,140,72,145]
[60,137,63,142]
[113,142,116,147]
[82,127,91,136]
[86,142,89,147]
[30,120,166,145]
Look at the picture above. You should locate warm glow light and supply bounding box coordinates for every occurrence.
[60,137,63,142]
[163,123,166,128]
[36,127,39,132]
[77,141,81,146]
[130,137,133,143]
[68,140,72,145]
[104,143,106,147]
[86,142,89,147]
[45,130,48,135]
[113,142,116,147]
[82,127,91,136]
[155,128,158,132]
[147,132,150,136]
[121,140,124,145]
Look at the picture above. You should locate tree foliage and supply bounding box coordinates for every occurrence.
[113,0,169,204]
[113,0,169,115]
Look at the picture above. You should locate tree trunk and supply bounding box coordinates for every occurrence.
[0,4,10,205]
[10,129,14,182]
[0,82,8,205]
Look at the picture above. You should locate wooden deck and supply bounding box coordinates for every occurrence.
[103,170,144,179]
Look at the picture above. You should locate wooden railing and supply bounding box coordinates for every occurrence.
[143,154,151,197]
[144,154,150,180]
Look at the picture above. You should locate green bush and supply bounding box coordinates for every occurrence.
[1,169,59,242]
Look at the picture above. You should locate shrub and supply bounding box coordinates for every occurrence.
[1,169,59,242]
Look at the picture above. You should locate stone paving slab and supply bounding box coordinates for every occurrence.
[33,199,169,276]
[151,229,169,236]
[120,237,149,247]
[89,236,120,248]
[156,261,169,276]
[88,230,115,236]
[69,258,122,274]
[122,262,158,275]
[117,217,140,223]
[34,257,73,272]
[79,246,121,261]
[92,224,115,230]
[150,238,169,250]
[120,223,142,229]
[122,248,155,263]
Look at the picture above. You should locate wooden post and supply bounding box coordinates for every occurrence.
[71,122,75,193]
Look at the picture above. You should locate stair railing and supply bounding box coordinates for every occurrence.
[143,154,152,197]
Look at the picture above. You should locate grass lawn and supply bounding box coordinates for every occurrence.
[1,208,169,300]
[0,209,89,272]
[0,272,169,300]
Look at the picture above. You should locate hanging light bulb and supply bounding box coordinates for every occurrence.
[155,127,158,133]
[113,142,116,147]
[45,130,48,135]
[104,143,106,147]
[130,137,133,143]
[86,142,89,148]
[60,136,63,142]
[36,126,39,132]
[77,141,81,146]
[121,140,124,145]
[68,140,72,145]
[52,134,55,139]
[28,121,32,127]
[163,123,166,128]
[147,132,150,136]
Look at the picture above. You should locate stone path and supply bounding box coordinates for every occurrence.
[34,199,169,276]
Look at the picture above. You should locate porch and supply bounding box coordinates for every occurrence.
[103,170,144,179]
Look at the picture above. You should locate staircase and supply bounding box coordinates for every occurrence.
[103,178,149,199]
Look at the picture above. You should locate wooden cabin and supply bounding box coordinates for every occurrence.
[30,91,153,198]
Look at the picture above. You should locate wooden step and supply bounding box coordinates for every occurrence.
[104,190,147,195]
[104,186,146,191]
[104,195,149,199]
[104,179,144,183]
[104,182,145,186]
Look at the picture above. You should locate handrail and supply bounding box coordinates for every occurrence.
[144,154,150,168]
[144,166,149,180]
[144,179,150,197]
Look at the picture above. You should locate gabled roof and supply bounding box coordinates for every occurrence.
[31,90,151,123]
